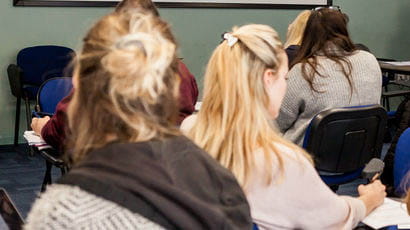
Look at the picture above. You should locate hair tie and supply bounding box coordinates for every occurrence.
[223,33,238,47]
[113,33,146,54]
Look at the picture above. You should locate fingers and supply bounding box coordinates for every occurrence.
[31,118,38,129]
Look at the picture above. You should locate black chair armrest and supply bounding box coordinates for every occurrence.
[39,148,65,167]
[7,64,23,98]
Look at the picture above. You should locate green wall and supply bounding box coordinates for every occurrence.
[0,0,409,144]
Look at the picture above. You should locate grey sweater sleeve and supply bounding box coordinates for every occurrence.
[25,184,165,230]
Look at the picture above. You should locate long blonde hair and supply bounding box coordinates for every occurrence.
[67,10,180,163]
[187,24,310,188]
[284,10,311,48]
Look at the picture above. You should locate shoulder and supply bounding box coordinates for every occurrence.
[180,114,197,134]
[25,184,164,229]
[350,50,379,66]
[254,142,312,173]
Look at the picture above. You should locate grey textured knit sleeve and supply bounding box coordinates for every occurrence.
[25,184,165,230]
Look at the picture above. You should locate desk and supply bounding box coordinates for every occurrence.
[379,62,410,76]
[379,62,410,87]
[378,62,410,111]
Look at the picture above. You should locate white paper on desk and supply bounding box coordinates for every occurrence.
[23,131,46,145]
[362,198,410,229]
[382,61,410,66]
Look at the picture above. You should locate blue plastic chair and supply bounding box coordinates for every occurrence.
[7,45,74,146]
[394,128,410,196]
[34,77,73,192]
[35,77,73,116]
[303,105,387,188]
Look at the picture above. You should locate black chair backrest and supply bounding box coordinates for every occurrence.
[304,105,387,173]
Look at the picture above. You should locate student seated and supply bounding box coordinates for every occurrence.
[276,8,382,146]
[25,9,251,229]
[30,0,198,150]
[381,98,410,194]
[181,24,386,229]
[284,10,311,66]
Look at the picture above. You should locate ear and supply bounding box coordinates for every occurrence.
[263,68,276,87]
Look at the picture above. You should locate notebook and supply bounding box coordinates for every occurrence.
[0,188,24,230]
[362,198,410,229]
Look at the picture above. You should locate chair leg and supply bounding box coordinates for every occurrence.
[60,167,67,175]
[24,97,36,156]
[24,97,31,131]
[383,85,391,111]
[14,97,21,146]
[41,161,53,192]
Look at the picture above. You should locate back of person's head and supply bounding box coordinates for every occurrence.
[284,10,311,48]
[187,24,309,188]
[299,8,354,55]
[292,7,357,93]
[115,0,160,16]
[68,10,179,163]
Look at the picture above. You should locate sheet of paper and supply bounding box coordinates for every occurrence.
[382,61,410,66]
[195,101,202,111]
[362,198,410,229]
[23,131,51,149]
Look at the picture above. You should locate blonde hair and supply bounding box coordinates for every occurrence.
[67,10,180,163]
[187,24,311,188]
[284,10,311,48]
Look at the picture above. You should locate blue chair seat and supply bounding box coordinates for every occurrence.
[320,168,363,185]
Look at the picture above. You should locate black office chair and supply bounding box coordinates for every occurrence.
[303,105,387,188]
[34,77,73,192]
[7,45,74,147]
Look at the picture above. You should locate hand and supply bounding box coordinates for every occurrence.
[358,180,386,215]
[31,116,50,136]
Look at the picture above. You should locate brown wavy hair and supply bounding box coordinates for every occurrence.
[115,0,159,16]
[67,10,180,163]
[291,8,356,94]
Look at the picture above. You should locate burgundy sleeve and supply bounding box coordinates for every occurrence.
[177,61,199,125]
[40,91,73,151]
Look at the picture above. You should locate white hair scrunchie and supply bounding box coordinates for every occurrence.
[223,33,238,47]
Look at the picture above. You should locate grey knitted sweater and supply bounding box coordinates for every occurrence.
[276,50,382,146]
[25,185,164,230]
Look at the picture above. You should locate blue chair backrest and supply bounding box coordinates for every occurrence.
[37,77,73,114]
[394,128,410,196]
[17,45,74,86]
[303,105,387,173]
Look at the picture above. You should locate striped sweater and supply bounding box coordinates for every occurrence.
[24,184,164,230]
[276,50,382,146]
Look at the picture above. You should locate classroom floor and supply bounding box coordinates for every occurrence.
[0,145,60,219]
[0,143,390,220]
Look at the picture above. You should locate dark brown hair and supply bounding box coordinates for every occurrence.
[291,8,356,94]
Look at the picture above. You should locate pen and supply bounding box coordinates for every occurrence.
[371,172,381,183]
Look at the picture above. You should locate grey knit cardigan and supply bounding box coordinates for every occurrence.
[276,50,382,146]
